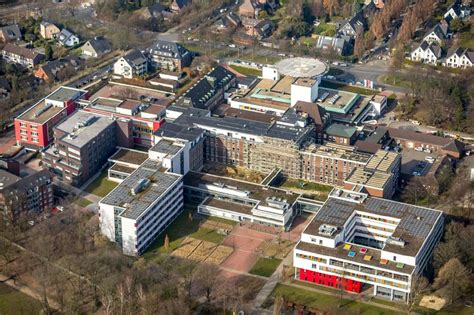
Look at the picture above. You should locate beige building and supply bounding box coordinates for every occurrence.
[40,22,60,39]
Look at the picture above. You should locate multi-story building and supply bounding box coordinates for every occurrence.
[148,40,192,72]
[15,86,88,150]
[410,41,442,65]
[81,97,166,147]
[444,47,473,69]
[174,66,236,111]
[99,159,183,256]
[113,50,148,79]
[42,111,132,187]
[1,43,44,68]
[293,189,444,302]
[0,169,53,221]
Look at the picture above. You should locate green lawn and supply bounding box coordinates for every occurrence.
[0,283,42,315]
[321,80,376,96]
[73,197,93,208]
[314,22,336,36]
[272,284,402,315]
[229,64,261,77]
[84,169,118,197]
[281,178,333,193]
[143,209,226,259]
[249,257,282,277]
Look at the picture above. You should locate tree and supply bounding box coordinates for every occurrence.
[433,258,471,304]
[323,0,340,17]
[66,0,83,16]
[409,275,429,310]
[195,263,220,303]
[44,43,53,61]
[450,18,463,32]
[354,30,365,59]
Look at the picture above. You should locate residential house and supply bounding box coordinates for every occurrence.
[444,1,470,23]
[141,3,166,19]
[39,22,60,39]
[148,40,192,72]
[81,37,112,58]
[113,49,148,79]
[56,28,80,47]
[0,24,22,42]
[1,43,44,68]
[0,169,53,221]
[410,41,442,65]
[316,35,350,56]
[443,47,473,68]
[337,12,367,38]
[34,57,82,82]
[423,23,451,45]
[239,0,264,18]
[171,0,191,12]
[241,18,273,39]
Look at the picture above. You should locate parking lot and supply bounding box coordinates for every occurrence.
[400,149,438,177]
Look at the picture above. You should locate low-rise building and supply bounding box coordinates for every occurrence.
[81,37,112,58]
[0,24,22,42]
[34,57,82,82]
[113,50,148,79]
[39,22,60,39]
[337,12,366,38]
[1,43,44,68]
[56,28,80,47]
[443,47,473,68]
[170,0,191,12]
[15,86,88,150]
[316,36,350,56]
[185,171,299,230]
[293,189,444,302]
[324,123,357,145]
[410,41,442,65]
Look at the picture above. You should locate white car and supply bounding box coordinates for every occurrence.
[228,44,236,48]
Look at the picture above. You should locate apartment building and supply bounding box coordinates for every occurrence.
[294,189,444,302]
[42,111,132,187]
[15,86,88,150]
[113,50,148,79]
[99,159,183,256]
[148,40,192,72]
[1,43,44,68]
[0,169,53,221]
[185,171,299,229]
[81,97,166,147]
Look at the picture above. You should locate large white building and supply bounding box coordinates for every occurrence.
[293,189,444,302]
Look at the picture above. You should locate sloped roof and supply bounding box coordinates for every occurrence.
[173,0,191,9]
[85,37,111,55]
[149,40,190,59]
[123,49,147,66]
[0,24,21,41]
[2,43,43,60]
[293,101,329,126]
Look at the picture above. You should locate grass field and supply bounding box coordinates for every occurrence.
[84,169,118,197]
[0,283,42,315]
[143,209,227,259]
[272,284,402,315]
[73,197,93,208]
[229,64,261,77]
[321,80,377,96]
[281,178,333,192]
[249,257,282,277]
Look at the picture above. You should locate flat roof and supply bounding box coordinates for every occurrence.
[109,148,149,166]
[184,171,300,207]
[109,163,136,174]
[150,139,182,156]
[345,167,392,190]
[303,195,443,257]
[202,197,254,215]
[56,111,115,149]
[47,86,85,102]
[101,160,181,220]
[302,143,372,164]
[271,75,294,94]
[18,99,65,124]
[317,88,359,114]
[365,150,399,172]
[275,57,327,78]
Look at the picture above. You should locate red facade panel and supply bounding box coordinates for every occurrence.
[298,269,362,293]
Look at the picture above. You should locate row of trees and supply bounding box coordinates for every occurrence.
[0,205,262,314]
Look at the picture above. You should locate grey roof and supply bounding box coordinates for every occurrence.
[0,24,21,41]
[173,0,191,9]
[446,47,473,62]
[55,111,115,148]
[0,169,20,188]
[417,41,442,58]
[85,37,111,55]
[39,57,81,80]
[150,139,182,156]
[123,49,147,66]
[100,160,181,220]
[57,28,78,44]
[425,23,449,40]
[316,35,347,52]
[305,196,443,256]
[1,169,52,197]
[149,40,190,59]
[176,66,235,109]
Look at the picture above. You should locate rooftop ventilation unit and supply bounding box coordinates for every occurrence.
[34,103,53,118]
[386,236,406,247]
[131,178,151,195]
[265,196,289,209]
[318,224,337,236]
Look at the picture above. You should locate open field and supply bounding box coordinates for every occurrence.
[229,65,261,77]
[73,197,93,208]
[249,257,282,277]
[0,283,41,315]
[84,169,118,197]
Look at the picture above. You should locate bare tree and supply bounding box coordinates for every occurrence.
[433,258,471,304]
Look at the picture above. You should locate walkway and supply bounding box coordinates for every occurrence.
[53,178,101,204]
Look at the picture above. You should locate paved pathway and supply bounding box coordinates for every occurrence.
[53,178,101,204]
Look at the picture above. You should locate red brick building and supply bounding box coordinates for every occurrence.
[14,87,88,150]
